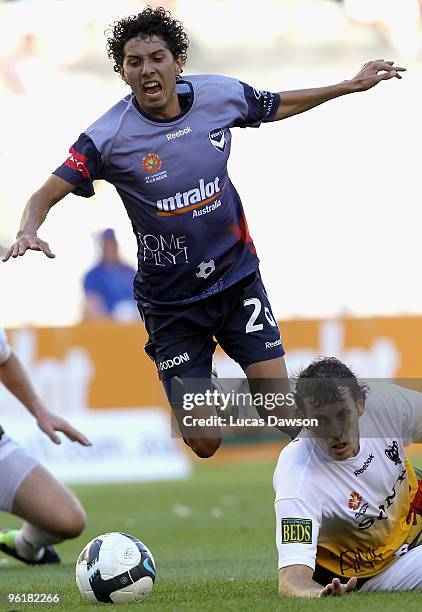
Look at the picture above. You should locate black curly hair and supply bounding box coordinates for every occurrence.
[294,357,369,413]
[106,6,189,79]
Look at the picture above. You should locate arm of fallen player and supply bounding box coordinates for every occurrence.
[279,566,357,598]
[273,60,406,121]
[279,565,327,597]
[320,576,357,597]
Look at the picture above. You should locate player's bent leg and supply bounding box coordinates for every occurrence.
[359,544,422,591]
[12,464,86,539]
[183,431,222,459]
[215,271,298,437]
[163,360,222,458]
[0,444,85,564]
[167,395,222,458]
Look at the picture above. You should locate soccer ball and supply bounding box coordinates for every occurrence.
[75,532,156,604]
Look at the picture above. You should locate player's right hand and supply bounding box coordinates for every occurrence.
[36,409,92,446]
[2,232,55,261]
[320,576,357,597]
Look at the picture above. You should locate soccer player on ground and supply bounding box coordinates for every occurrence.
[275,357,422,597]
[2,7,405,458]
[0,327,90,564]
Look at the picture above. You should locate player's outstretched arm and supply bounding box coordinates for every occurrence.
[279,565,357,598]
[273,59,406,121]
[2,175,76,262]
[0,350,91,446]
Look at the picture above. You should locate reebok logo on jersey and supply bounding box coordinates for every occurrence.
[209,128,226,152]
[158,352,190,371]
[281,518,312,544]
[354,453,374,476]
[156,177,222,216]
[166,126,192,140]
[265,339,282,349]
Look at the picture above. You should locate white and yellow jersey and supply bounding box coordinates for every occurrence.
[274,382,422,579]
[0,327,11,365]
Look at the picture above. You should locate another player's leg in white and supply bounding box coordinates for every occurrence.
[360,544,422,591]
[0,448,85,564]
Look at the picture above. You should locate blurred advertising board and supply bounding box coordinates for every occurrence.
[0,409,191,484]
[3,317,422,414]
[3,317,422,478]
[0,324,191,483]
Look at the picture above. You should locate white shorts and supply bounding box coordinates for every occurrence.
[0,433,38,512]
[360,543,422,591]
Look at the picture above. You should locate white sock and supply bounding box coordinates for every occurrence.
[14,523,63,561]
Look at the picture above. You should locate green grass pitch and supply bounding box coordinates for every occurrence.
[1,461,422,611]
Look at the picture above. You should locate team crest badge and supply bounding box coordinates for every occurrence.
[142,153,161,173]
[209,128,226,153]
[348,491,363,511]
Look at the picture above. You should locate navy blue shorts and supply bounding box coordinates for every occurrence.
[138,271,284,381]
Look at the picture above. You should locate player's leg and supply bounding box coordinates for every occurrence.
[217,271,298,438]
[359,544,422,591]
[163,358,222,458]
[0,441,85,563]
[245,356,299,438]
[139,303,222,458]
[12,464,86,538]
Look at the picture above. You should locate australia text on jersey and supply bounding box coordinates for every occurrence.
[156,177,222,216]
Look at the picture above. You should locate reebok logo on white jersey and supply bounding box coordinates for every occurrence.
[354,453,374,476]
[167,127,192,140]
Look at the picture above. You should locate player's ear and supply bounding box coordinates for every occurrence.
[175,55,184,76]
[119,64,128,84]
[356,398,365,416]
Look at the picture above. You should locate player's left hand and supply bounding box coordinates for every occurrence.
[36,410,92,446]
[320,576,357,597]
[351,60,406,92]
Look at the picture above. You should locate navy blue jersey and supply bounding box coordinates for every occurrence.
[54,75,280,306]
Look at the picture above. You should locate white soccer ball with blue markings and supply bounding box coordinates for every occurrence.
[75,532,156,604]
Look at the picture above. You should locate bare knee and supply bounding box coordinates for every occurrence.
[49,501,87,539]
[187,436,221,458]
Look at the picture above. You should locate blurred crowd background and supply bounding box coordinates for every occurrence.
[1,0,421,327]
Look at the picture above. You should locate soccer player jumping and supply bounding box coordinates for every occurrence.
[2,7,405,458]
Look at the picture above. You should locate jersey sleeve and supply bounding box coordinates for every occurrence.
[392,384,422,445]
[275,496,320,571]
[0,328,12,364]
[234,82,280,128]
[53,133,102,197]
